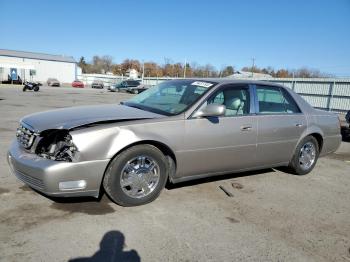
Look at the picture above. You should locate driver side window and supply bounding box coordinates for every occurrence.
[206,85,250,116]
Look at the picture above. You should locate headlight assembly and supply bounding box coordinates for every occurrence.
[36,130,78,162]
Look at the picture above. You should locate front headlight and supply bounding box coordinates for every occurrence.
[36,130,78,162]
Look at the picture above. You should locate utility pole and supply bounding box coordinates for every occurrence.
[142,60,145,83]
[183,58,187,78]
[251,57,255,77]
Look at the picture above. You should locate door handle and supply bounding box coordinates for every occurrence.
[240,125,252,131]
[295,123,303,127]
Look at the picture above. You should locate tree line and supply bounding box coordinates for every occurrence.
[78,56,331,78]
[241,66,332,78]
[78,56,233,77]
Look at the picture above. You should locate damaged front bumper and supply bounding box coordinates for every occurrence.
[7,140,109,198]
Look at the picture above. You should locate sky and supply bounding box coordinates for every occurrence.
[1,0,349,76]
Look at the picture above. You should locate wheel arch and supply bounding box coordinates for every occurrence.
[298,123,324,152]
[289,128,324,164]
[115,139,177,165]
[101,140,177,187]
[308,132,323,152]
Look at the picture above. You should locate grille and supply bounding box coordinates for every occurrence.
[14,169,44,189]
[16,123,36,149]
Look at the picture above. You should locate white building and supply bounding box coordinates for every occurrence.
[0,49,77,84]
[226,70,272,80]
[126,68,139,79]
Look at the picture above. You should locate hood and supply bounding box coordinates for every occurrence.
[21,104,164,133]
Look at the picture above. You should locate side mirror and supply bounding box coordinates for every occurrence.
[192,104,226,118]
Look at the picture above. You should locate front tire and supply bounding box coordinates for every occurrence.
[103,145,168,206]
[288,136,319,175]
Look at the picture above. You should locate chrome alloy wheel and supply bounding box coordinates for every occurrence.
[120,155,160,198]
[299,142,316,171]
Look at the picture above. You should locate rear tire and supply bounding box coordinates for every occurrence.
[288,136,319,175]
[103,145,168,206]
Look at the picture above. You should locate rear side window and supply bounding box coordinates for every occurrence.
[256,85,300,114]
[128,81,140,86]
[281,88,301,113]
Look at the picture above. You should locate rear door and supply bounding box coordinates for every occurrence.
[254,85,307,166]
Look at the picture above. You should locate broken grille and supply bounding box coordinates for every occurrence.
[16,123,36,149]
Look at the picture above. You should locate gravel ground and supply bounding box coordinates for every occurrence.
[0,85,349,262]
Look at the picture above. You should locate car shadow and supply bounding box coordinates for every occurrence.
[68,230,141,262]
[23,186,116,215]
[28,186,103,204]
[166,168,274,190]
[24,168,278,205]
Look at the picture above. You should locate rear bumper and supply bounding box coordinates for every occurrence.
[7,140,109,198]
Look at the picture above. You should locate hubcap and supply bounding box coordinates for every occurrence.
[120,155,160,198]
[299,142,316,171]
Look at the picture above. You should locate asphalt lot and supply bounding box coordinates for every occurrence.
[0,85,349,262]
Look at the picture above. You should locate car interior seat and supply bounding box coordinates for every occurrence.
[225,98,244,116]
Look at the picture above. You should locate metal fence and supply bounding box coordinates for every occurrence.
[78,74,350,113]
[267,78,350,113]
[141,77,350,113]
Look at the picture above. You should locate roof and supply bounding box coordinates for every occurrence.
[0,49,76,63]
[172,78,281,85]
[165,78,285,89]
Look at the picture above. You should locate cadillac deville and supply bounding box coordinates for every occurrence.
[7,79,341,206]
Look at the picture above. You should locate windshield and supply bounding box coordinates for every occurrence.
[123,79,217,115]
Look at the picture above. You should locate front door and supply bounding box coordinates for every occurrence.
[177,84,258,178]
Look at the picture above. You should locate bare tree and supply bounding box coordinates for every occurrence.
[120,59,141,75]
[101,55,113,73]
[221,65,234,77]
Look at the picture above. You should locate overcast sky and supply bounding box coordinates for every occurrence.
[1,0,349,76]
